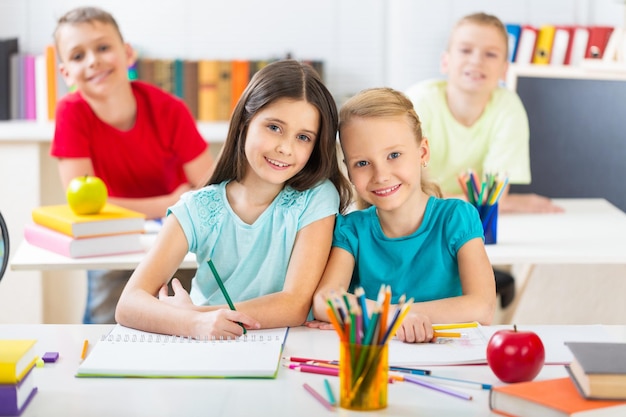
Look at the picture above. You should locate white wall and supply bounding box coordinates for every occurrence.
[2,0,623,102]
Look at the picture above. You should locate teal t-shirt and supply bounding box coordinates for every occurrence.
[333,197,483,303]
[168,179,340,306]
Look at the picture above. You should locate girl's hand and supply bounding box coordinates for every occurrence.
[157,278,194,309]
[394,312,434,343]
[193,309,261,339]
[304,320,335,330]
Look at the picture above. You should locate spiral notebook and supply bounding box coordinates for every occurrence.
[76,324,289,379]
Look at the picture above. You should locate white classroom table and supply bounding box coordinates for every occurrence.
[10,198,626,271]
[3,324,625,417]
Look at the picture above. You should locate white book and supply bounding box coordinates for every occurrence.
[570,27,590,66]
[34,54,47,123]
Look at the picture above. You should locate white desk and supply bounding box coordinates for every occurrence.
[10,233,197,271]
[2,324,624,417]
[10,198,626,324]
[486,198,626,265]
[11,198,626,271]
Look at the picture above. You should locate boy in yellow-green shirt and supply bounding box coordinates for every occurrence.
[406,12,562,214]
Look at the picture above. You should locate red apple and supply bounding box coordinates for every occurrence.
[486,324,545,383]
[66,175,108,215]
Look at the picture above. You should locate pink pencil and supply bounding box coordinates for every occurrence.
[303,383,335,411]
[288,363,339,377]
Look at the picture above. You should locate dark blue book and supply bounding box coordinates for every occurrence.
[0,38,18,120]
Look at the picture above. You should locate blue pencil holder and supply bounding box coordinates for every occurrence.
[479,203,498,245]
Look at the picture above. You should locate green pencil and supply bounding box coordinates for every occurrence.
[207,259,246,334]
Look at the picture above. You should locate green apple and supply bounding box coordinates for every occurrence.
[66,175,108,215]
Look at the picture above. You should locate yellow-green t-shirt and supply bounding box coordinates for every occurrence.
[405,79,531,194]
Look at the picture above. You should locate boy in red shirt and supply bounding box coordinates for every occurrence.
[52,6,214,323]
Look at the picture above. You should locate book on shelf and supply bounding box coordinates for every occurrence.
[230,59,250,111]
[532,25,556,65]
[34,54,48,123]
[570,26,591,66]
[489,377,626,417]
[31,203,146,239]
[197,59,219,121]
[551,26,575,65]
[45,45,58,121]
[76,324,289,379]
[24,223,144,258]
[182,59,199,119]
[586,26,614,59]
[602,28,625,63]
[505,24,522,63]
[515,25,538,64]
[0,38,18,120]
[173,58,184,99]
[216,60,232,121]
[0,340,38,384]
[0,366,38,417]
[565,342,626,400]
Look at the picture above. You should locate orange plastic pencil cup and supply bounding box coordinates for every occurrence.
[339,341,388,410]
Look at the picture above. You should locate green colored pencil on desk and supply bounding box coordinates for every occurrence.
[207,259,246,334]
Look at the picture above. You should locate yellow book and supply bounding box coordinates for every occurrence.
[31,203,146,238]
[197,60,219,121]
[533,25,556,64]
[0,340,37,384]
[216,60,232,121]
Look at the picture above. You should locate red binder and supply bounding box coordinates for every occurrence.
[585,26,614,59]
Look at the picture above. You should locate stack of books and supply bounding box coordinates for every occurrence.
[24,203,146,258]
[565,342,626,400]
[0,340,38,416]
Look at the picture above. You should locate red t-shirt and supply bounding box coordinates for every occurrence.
[51,81,208,198]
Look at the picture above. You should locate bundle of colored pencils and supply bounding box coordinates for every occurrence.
[325,285,413,347]
[457,170,508,208]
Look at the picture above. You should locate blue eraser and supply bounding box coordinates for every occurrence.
[42,351,59,363]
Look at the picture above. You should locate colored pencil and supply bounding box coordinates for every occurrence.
[207,259,246,334]
[284,356,336,364]
[303,383,335,412]
[80,339,89,360]
[432,322,478,330]
[323,379,337,406]
[433,331,462,338]
[423,374,492,390]
[389,366,431,376]
[289,363,339,377]
[401,374,473,401]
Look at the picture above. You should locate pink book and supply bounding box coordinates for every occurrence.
[24,223,144,258]
[23,54,36,120]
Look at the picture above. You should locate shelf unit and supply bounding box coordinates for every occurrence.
[0,120,229,143]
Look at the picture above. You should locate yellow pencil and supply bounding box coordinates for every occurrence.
[432,322,478,331]
[433,331,462,338]
[80,339,89,360]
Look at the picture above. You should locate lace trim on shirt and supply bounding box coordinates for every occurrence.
[277,186,306,209]
[192,188,224,234]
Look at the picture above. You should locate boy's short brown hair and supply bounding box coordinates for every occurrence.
[54,6,124,44]
[451,12,508,58]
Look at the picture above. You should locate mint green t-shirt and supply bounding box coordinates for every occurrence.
[168,180,340,306]
[405,79,531,194]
